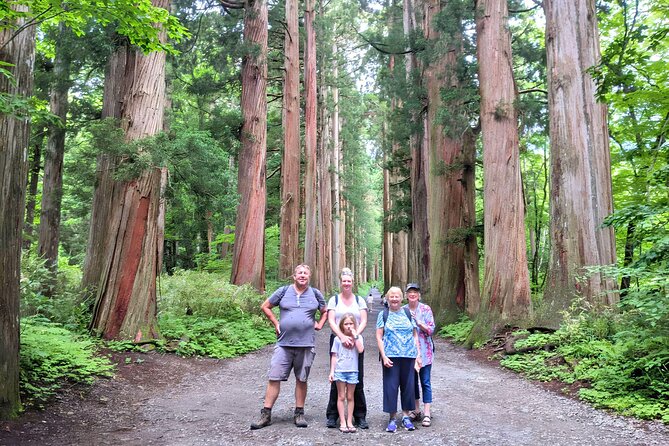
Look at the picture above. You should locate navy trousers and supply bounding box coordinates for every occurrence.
[382,357,416,414]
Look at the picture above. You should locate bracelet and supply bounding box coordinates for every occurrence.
[354,335,359,340]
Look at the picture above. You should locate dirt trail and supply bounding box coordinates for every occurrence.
[2,303,668,446]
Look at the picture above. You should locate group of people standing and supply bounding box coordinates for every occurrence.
[250,264,435,434]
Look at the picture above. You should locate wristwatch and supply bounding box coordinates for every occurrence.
[353,335,359,340]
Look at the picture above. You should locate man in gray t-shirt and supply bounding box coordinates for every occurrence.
[250,264,327,430]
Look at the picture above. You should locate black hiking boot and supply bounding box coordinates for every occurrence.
[355,417,369,429]
[250,408,272,430]
[326,417,338,428]
[294,408,308,428]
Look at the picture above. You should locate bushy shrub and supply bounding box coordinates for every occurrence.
[20,253,89,330]
[156,270,276,357]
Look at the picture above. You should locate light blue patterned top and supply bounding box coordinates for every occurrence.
[376,309,418,358]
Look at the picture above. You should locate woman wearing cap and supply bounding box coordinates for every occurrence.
[325,267,369,429]
[404,283,435,427]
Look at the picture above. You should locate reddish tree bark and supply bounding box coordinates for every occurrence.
[230,0,268,291]
[331,41,343,283]
[303,0,319,287]
[87,0,169,340]
[404,0,430,291]
[477,0,531,323]
[279,0,301,280]
[543,0,617,325]
[0,2,36,418]
[462,129,481,316]
[424,0,467,324]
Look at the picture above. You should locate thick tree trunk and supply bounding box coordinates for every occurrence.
[424,0,466,324]
[382,146,392,291]
[0,3,36,418]
[88,0,169,340]
[230,0,268,292]
[81,44,129,300]
[404,0,430,291]
[303,0,319,286]
[317,80,332,292]
[331,41,342,283]
[279,0,301,280]
[477,0,531,324]
[462,129,481,316]
[543,0,617,325]
[23,139,43,250]
[38,24,71,281]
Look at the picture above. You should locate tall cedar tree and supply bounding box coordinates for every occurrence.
[279,0,301,280]
[0,3,36,418]
[404,0,431,293]
[86,0,169,340]
[230,0,268,291]
[476,0,532,323]
[38,24,72,288]
[303,0,320,289]
[425,0,467,323]
[542,0,617,325]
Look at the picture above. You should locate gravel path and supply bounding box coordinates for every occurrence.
[2,304,668,446]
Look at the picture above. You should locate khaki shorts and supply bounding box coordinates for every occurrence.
[268,345,316,382]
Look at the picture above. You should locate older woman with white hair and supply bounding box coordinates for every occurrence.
[376,286,421,433]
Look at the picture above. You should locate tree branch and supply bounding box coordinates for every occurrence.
[217,0,245,9]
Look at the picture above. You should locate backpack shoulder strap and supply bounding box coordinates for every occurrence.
[403,306,412,321]
[382,307,389,325]
[275,285,290,304]
[311,287,325,305]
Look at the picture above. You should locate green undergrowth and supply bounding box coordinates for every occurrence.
[439,315,476,344]
[150,269,276,358]
[20,317,114,409]
[440,308,669,423]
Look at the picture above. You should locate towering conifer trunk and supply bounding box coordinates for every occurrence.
[543,0,617,324]
[304,0,319,286]
[230,0,268,291]
[404,0,430,291]
[424,0,467,323]
[23,139,42,250]
[279,0,301,280]
[87,0,169,340]
[476,0,531,323]
[38,24,72,284]
[0,2,36,418]
[331,41,343,281]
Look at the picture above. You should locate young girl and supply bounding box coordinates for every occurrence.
[329,313,364,433]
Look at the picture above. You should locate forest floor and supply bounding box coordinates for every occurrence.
[2,304,669,446]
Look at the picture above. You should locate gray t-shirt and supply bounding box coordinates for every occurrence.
[269,285,326,348]
[331,336,364,373]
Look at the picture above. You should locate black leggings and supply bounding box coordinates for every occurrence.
[326,333,367,420]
